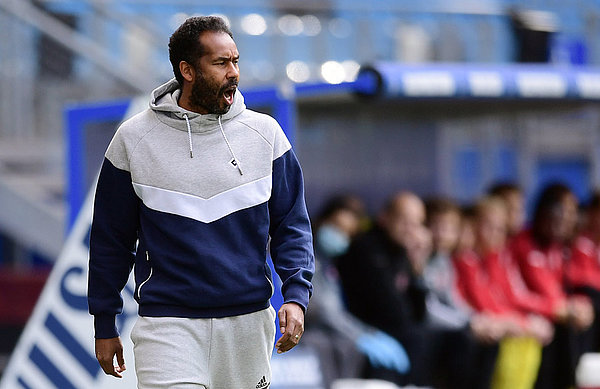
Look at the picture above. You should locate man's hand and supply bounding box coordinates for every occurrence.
[95,337,126,378]
[275,303,305,354]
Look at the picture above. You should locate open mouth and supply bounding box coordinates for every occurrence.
[223,86,237,105]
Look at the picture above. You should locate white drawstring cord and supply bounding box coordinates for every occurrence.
[183,114,242,175]
[218,116,243,175]
[184,113,193,158]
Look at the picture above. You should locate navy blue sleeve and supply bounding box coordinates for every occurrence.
[268,149,315,312]
[88,158,139,338]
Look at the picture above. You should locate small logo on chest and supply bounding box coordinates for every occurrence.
[256,375,270,389]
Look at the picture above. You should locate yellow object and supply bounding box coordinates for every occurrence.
[491,337,543,389]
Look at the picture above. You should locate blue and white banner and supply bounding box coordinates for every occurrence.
[0,189,139,389]
[0,98,149,389]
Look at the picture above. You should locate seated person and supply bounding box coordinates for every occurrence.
[510,183,593,389]
[488,182,526,239]
[338,192,487,389]
[304,195,409,388]
[454,196,554,343]
[454,196,555,389]
[566,190,600,353]
[423,197,472,330]
[425,197,516,389]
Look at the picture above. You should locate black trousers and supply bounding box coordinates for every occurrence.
[384,325,498,389]
[534,323,577,389]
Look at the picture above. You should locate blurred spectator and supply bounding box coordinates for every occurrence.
[336,192,427,386]
[456,205,477,253]
[423,197,503,388]
[488,182,526,238]
[303,195,410,388]
[313,195,367,259]
[454,196,554,389]
[510,183,594,389]
[456,197,554,340]
[567,191,600,293]
[338,192,487,388]
[423,197,472,329]
[566,190,600,354]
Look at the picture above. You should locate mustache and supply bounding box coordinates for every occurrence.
[219,80,238,93]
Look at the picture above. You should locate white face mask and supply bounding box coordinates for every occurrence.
[316,225,350,258]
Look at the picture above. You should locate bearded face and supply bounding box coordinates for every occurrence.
[189,66,238,115]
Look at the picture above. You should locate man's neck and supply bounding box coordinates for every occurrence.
[178,86,208,114]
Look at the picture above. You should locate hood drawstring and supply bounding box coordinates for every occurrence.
[218,115,244,175]
[183,113,243,176]
[183,114,194,158]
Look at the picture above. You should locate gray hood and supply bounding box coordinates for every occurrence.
[149,78,246,133]
[148,78,247,173]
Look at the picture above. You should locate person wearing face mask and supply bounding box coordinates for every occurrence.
[315,217,354,259]
[303,195,410,388]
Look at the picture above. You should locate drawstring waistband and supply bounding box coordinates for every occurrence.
[183,113,193,158]
[218,116,243,176]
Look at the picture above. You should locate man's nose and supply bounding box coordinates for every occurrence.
[227,63,239,79]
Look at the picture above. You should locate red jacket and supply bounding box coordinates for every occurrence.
[454,250,512,315]
[509,229,567,319]
[454,248,555,318]
[566,235,600,291]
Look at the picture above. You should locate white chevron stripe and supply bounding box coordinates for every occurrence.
[133,175,272,223]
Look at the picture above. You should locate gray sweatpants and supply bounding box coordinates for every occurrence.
[130,307,276,389]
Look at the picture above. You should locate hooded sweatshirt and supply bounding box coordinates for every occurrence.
[88,79,314,339]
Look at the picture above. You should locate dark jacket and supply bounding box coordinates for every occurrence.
[336,227,427,336]
[88,80,314,339]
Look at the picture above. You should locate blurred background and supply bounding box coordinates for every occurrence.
[2,0,600,387]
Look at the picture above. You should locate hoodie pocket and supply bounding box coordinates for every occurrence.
[137,251,153,300]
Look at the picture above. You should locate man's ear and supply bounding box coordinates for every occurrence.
[179,61,195,83]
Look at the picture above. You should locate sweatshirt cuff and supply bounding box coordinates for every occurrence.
[94,314,119,339]
[283,283,311,313]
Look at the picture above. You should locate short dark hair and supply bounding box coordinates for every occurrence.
[316,195,366,226]
[488,181,521,197]
[588,190,600,211]
[531,182,574,244]
[168,16,234,86]
[424,197,460,226]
